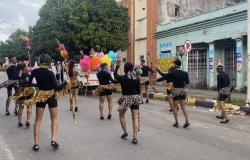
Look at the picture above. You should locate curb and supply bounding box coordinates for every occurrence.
[147,92,246,112]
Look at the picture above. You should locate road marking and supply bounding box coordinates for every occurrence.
[0,134,16,160]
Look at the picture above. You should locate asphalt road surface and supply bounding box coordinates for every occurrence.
[0,73,250,160]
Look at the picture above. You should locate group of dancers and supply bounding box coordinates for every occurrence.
[0,53,231,151]
[156,59,231,124]
[2,54,70,151]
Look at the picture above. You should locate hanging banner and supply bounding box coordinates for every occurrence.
[208,44,215,72]
[236,40,242,72]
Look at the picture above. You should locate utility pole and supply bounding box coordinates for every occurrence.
[247,0,250,106]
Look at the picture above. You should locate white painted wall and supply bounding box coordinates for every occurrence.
[134,40,147,65]
[158,0,246,25]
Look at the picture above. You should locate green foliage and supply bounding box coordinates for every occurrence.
[0,29,29,62]
[0,0,129,61]
[30,0,129,59]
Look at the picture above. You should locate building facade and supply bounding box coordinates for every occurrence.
[156,1,247,91]
[158,0,246,25]
[120,0,158,68]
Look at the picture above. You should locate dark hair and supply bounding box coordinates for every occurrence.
[124,63,134,73]
[20,54,29,62]
[68,60,75,78]
[16,55,22,62]
[39,54,51,66]
[173,59,181,67]
[216,64,224,71]
[100,63,107,70]
[17,63,26,71]
[8,54,16,59]
[168,66,176,73]
[54,61,58,66]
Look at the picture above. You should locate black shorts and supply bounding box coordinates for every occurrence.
[18,96,33,101]
[99,89,112,96]
[145,81,149,86]
[36,96,57,108]
[218,94,229,101]
[131,104,139,110]
[7,85,17,92]
[167,90,172,96]
[173,95,186,101]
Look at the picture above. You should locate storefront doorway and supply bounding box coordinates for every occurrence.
[224,47,236,88]
[188,49,207,89]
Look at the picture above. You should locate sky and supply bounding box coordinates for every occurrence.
[0,0,46,42]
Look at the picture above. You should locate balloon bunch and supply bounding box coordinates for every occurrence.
[57,40,69,59]
[22,36,31,50]
[80,51,118,72]
[178,46,185,58]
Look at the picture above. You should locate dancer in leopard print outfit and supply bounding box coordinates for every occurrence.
[167,59,190,128]
[216,64,230,124]
[114,61,142,145]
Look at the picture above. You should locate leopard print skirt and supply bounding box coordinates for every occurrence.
[171,88,187,98]
[117,95,143,112]
[218,87,230,96]
[10,87,35,100]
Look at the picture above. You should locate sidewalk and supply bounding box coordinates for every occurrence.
[147,84,250,115]
[151,85,246,101]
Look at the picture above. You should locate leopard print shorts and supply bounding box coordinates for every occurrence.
[117,95,143,112]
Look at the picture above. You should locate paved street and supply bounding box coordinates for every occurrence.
[0,75,250,160]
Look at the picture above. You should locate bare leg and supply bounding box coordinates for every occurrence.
[145,85,149,103]
[180,100,189,123]
[138,109,141,132]
[73,89,78,109]
[99,96,105,118]
[34,108,45,145]
[6,89,12,114]
[219,101,228,120]
[131,109,139,140]
[168,97,174,110]
[49,107,58,142]
[107,95,113,115]
[69,91,73,110]
[14,100,18,115]
[17,101,24,123]
[173,100,179,124]
[26,105,32,123]
[140,85,145,102]
[119,111,127,134]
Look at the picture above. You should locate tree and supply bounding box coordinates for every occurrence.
[30,0,129,59]
[0,29,29,61]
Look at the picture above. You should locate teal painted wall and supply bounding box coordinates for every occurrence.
[156,3,247,89]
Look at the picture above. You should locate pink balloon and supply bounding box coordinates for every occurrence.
[80,55,91,72]
[59,44,65,51]
[178,47,184,52]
